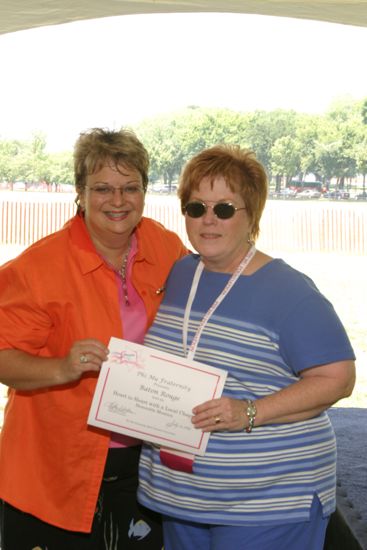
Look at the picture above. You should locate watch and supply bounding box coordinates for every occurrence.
[245,399,257,433]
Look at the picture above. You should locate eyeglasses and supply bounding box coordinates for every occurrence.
[183,201,246,220]
[87,184,144,197]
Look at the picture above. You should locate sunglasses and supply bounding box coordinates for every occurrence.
[183,201,246,220]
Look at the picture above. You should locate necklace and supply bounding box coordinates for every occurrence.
[183,245,256,359]
[119,243,131,306]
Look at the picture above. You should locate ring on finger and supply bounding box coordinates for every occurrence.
[214,416,221,424]
[80,354,88,364]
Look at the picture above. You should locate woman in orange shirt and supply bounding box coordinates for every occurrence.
[0,128,187,549]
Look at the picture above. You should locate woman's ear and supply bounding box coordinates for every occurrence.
[74,192,85,213]
[78,189,86,210]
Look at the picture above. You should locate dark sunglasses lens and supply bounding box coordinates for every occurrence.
[213,203,236,219]
[185,202,206,218]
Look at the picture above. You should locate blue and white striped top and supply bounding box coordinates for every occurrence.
[138,255,355,525]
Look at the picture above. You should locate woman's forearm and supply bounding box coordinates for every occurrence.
[255,361,355,426]
[0,340,108,391]
[0,349,65,390]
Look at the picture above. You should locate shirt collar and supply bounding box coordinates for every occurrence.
[68,214,104,275]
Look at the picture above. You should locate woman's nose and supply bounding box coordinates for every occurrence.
[202,206,217,223]
[110,188,125,204]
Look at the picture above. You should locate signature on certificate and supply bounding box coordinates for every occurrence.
[166,419,191,431]
[105,401,134,416]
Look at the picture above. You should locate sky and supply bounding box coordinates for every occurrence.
[0,12,366,152]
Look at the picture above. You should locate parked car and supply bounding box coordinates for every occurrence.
[296,188,321,199]
[269,188,297,199]
[324,190,350,200]
[12,181,26,191]
[355,192,367,201]
[151,183,178,194]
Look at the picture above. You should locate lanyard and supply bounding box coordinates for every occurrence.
[182,246,256,360]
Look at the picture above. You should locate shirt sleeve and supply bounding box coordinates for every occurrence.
[0,262,52,353]
[279,292,355,374]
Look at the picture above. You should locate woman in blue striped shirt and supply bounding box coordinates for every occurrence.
[138,144,356,550]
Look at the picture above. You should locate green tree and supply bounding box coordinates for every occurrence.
[354,98,367,193]
[245,109,299,175]
[315,98,360,186]
[295,114,323,181]
[136,116,185,186]
[136,107,250,186]
[48,151,74,188]
[270,136,301,190]
[0,140,23,184]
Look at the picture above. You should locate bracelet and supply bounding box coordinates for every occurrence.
[245,399,257,433]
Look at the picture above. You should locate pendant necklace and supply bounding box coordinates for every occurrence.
[119,243,131,306]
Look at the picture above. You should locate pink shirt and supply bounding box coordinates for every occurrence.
[110,234,147,448]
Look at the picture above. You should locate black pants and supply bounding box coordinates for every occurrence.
[0,446,163,550]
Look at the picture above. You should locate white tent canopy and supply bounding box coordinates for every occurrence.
[2,0,367,36]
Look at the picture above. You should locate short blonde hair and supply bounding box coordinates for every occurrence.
[178,144,268,240]
[74,127,149,194]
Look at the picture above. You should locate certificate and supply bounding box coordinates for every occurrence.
[88,337,227,455]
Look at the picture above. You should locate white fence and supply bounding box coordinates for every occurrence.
[1,191,366,255]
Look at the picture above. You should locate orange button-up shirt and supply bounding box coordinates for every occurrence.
[0,214,187,532]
